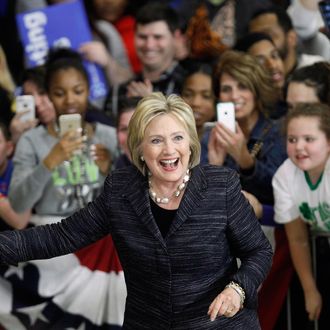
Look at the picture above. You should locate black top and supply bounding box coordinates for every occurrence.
[0,86,13,126]
[150,198,177,238]
[114,153,131,169]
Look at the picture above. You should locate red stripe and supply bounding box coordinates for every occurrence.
[74,235,123,272]
[258,227,294,330]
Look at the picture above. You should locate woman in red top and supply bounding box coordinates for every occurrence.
[85,0,147,74]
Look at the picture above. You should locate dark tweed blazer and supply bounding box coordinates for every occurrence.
[0,164,272,329]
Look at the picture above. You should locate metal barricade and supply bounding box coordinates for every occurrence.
[310,230,330,330]
[286,287,292,330]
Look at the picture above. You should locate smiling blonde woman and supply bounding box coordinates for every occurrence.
[0,92,272,330]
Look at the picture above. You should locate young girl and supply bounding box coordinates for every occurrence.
[273,102,330,328]
[9,48,118,212]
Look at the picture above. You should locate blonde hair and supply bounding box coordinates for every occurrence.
[0,45,16,95]
[214,50,278,115]
[128,92,201,175]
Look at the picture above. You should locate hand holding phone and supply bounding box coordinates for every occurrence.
[16,95,36,122]
[59,113,82,155]
[59,114,82,137]
[216,102,235,132]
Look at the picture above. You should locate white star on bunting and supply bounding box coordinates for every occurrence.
[4,264,26,280]
[16,302,49,326]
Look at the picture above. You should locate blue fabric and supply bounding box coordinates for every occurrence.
[201,115,287,204]
[0,159,13,231]
[260,204,282,227]
[0,0,8,16]
[169,0,183,9]
[0,159,13,196]
[270,100,288,120]
[0,164,272,329]
[200,129,211,165]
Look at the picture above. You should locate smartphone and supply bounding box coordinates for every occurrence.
[16,95,35,122]
[59,114,82,137]
[319,1,330,33]
[216,102,235,132]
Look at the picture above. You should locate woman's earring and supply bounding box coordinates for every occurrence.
[140,156,144,162]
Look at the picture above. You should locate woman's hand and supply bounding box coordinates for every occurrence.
[79,41,133,85]
[90,144,112,175]
[208,286,242,321]
[0,196,31,229]
[212,122,255,170]
[43,129,84,170]
[79,41,111,68]
[207,127,226,165]
[10,112,39,144]
[304,287,322,320]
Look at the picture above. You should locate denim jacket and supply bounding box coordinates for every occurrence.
[201,114,287,204]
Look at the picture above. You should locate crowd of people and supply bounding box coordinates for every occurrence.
[0,0,329,329]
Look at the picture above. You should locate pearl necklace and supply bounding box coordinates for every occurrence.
[148,170,190,204]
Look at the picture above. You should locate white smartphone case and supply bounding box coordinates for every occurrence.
[216,102,235,132]
[16,95,36,122]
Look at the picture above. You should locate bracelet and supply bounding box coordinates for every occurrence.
[225,281,246,307]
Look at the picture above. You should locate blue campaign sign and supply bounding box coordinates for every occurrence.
[16,0,108,100]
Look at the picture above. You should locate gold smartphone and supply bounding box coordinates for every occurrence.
[59,114,82,137]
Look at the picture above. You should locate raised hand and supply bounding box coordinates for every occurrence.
[79,41,133,85]
[208,127,227,165]
[43,129,84,170]
[79,41,110,68]
[90,143,112,175]
[126,79,153,98]
[10,111,39,144]
[212,122,255,170]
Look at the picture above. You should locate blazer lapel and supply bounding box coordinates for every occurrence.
[166,166,208,239]
[123,170,166,249]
